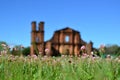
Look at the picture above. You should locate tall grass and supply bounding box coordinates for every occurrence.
[0,55,120,80]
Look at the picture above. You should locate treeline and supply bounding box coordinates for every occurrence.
[104,44,120,56]
[0,41,30,56]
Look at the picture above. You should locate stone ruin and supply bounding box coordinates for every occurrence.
[30,21,93,56]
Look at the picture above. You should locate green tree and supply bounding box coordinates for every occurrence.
[104,44,120,56]
[0,41,10,54]
[11,45,24,56]
[116,48,120,56]
[0,41,7,50]
[22,47,30,56]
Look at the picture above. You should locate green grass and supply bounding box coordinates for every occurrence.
[0,55,120,80]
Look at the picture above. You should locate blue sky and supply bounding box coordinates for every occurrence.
[0,0,120,48]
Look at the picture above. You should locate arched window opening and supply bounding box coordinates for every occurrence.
[36,37,39,43]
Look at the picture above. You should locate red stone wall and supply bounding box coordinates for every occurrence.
[30,21,93,56]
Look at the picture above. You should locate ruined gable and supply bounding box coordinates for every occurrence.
[30,21,93,56]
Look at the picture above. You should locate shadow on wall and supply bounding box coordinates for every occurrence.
[52,47,61,56]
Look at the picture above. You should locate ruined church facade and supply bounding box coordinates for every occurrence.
[30,21,93,56]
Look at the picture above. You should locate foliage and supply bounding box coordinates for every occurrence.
[11,45,23,56]
[0,41,10,54]
[22,47,30,56]
[11,50,21,56]
[104,44,120,56]
[11,45,24,56]
[0,55,120,80]
[0,41,8,51]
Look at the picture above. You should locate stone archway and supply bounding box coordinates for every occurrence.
[63,45,69,55]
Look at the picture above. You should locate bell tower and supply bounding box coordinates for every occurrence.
[30,21,45,55]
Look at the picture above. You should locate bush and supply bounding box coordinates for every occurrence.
[22,47,30,56]
[104,44,120,57]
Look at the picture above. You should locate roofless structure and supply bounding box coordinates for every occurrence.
[30,21,93,56]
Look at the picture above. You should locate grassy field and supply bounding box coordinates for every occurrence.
[0,55,120,80]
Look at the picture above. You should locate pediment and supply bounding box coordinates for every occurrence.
[55,27,79,33]
[62,27,73,32]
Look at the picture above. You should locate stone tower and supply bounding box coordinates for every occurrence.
[30,21,44,55]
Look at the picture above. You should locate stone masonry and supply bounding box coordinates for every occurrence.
[30,21,93,56]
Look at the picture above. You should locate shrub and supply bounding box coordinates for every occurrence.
[22,47,30,56]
